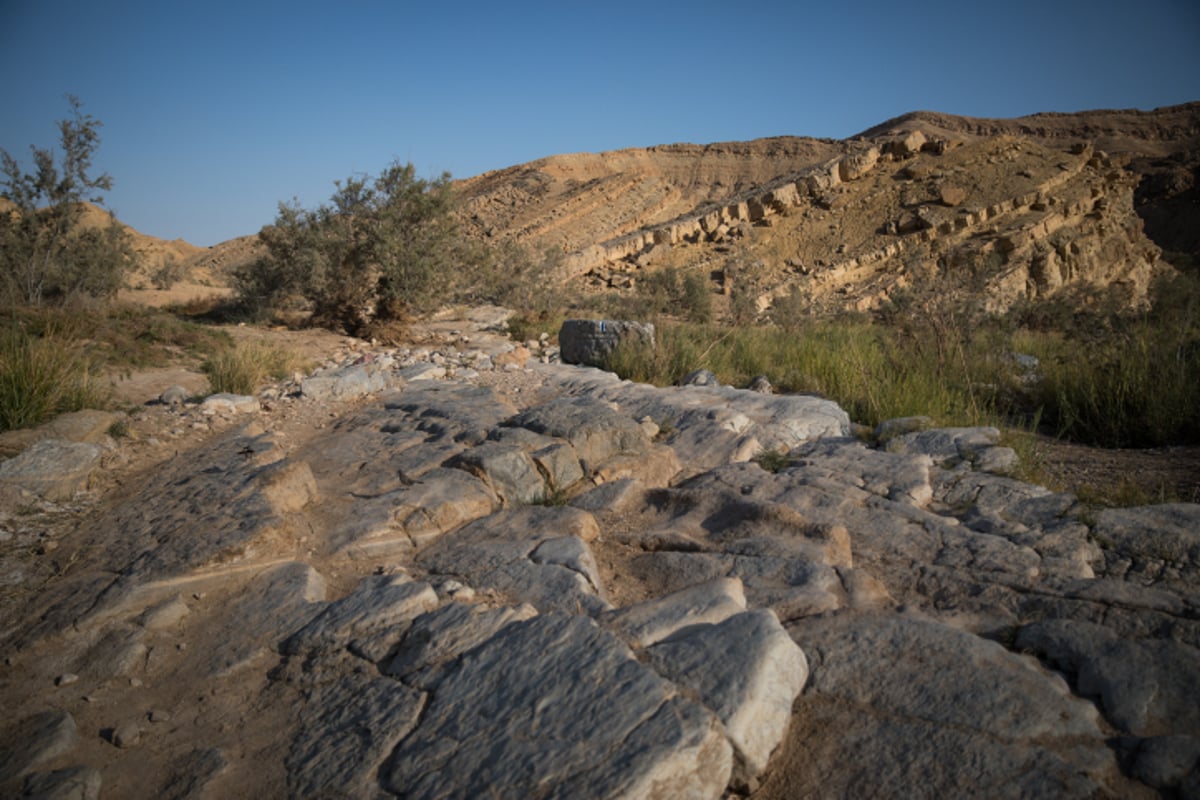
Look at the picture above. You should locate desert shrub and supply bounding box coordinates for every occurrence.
[235,161,483,337]
[598,267,715,325]
[8,302,232,376]
[202,341,305,396]
[0,326,108,432]
[1,96,136,306]
[506,309,569,344]
[728,282,760,326]
[769,286,810,333]
[151,257,187,290]
[475,241,570,313]
[681,273,713,324]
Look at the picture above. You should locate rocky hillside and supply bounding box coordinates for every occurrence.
[144,103,1196,317]
[454,102,1199,315]
[1,314,1197,797]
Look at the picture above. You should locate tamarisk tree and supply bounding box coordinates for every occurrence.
[1,96,135,305]
[238,161,481,337]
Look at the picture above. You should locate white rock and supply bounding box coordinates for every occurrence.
[647,608,808,789]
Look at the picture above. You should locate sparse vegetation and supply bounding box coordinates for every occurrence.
[592,269,1200,449]
[202,341,307,395]
[0,325,108,432]
[1,96,136,306]
[753,448,792,474]
[150,256,187,290]
[0,303,234,431]
[1016,272,1200,447]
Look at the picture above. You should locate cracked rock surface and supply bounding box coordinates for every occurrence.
[1,314,1196,799]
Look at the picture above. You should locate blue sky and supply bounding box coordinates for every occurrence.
[2,0,1198,247]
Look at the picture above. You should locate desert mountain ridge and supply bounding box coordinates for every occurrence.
[60,101,1200,314]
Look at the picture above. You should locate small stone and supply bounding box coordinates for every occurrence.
[55,673,78,687]
[111,722,141,749]
[149,710,172,723]
[159,385,189,408]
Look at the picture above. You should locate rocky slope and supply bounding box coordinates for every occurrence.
[120,103,1196,318]
[1,313,1197,798]
[452,103,1198,316]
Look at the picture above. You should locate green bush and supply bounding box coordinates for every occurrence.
[0,326,108,432]
[236,161,484,336]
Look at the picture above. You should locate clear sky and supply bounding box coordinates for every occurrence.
[2,0,1198,247]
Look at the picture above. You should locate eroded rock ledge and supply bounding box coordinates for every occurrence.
[1,333,1197,798]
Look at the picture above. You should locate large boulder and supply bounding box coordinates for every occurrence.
[558,319,655,367]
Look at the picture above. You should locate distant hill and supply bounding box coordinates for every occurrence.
[446,102,1199,316]
[72,202,206,269]
[78,101,1200,317]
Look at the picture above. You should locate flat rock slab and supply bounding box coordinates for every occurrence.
[381,613,733,799]
[206,561,326,676]
[384,601,538,685]
[0,710,78,785]
[286,674,425,799]
[383,382,518,444]
[449,441,547,505]
[885,425,1001,467]
[541,365,850,471]
[647,608,808,789]
[418,506,610,615]
[22,765,102,800]
[1016,618,1200,736]
[1093,503,1200,584]
[301,363,392,401]
[602,577,747,648]
[506,396,651,468]
[0,409,121,458]
[0,439,104,501]
[283,573,438,663]
[155,748,227,800]
[775,611,1123,798]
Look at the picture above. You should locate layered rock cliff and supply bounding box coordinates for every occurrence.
[453,102,1199,316]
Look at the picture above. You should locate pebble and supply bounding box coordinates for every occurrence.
[56,673,79,687]
[112,722,141,748]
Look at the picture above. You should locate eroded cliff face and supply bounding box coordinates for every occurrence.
[455,137,845,256]
[454,103,1199,316]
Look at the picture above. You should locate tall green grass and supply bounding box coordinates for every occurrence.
[598,270,1200,448]
[603,321,1007,429]
[1023,321,1200,447]
[0,326,109,432]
